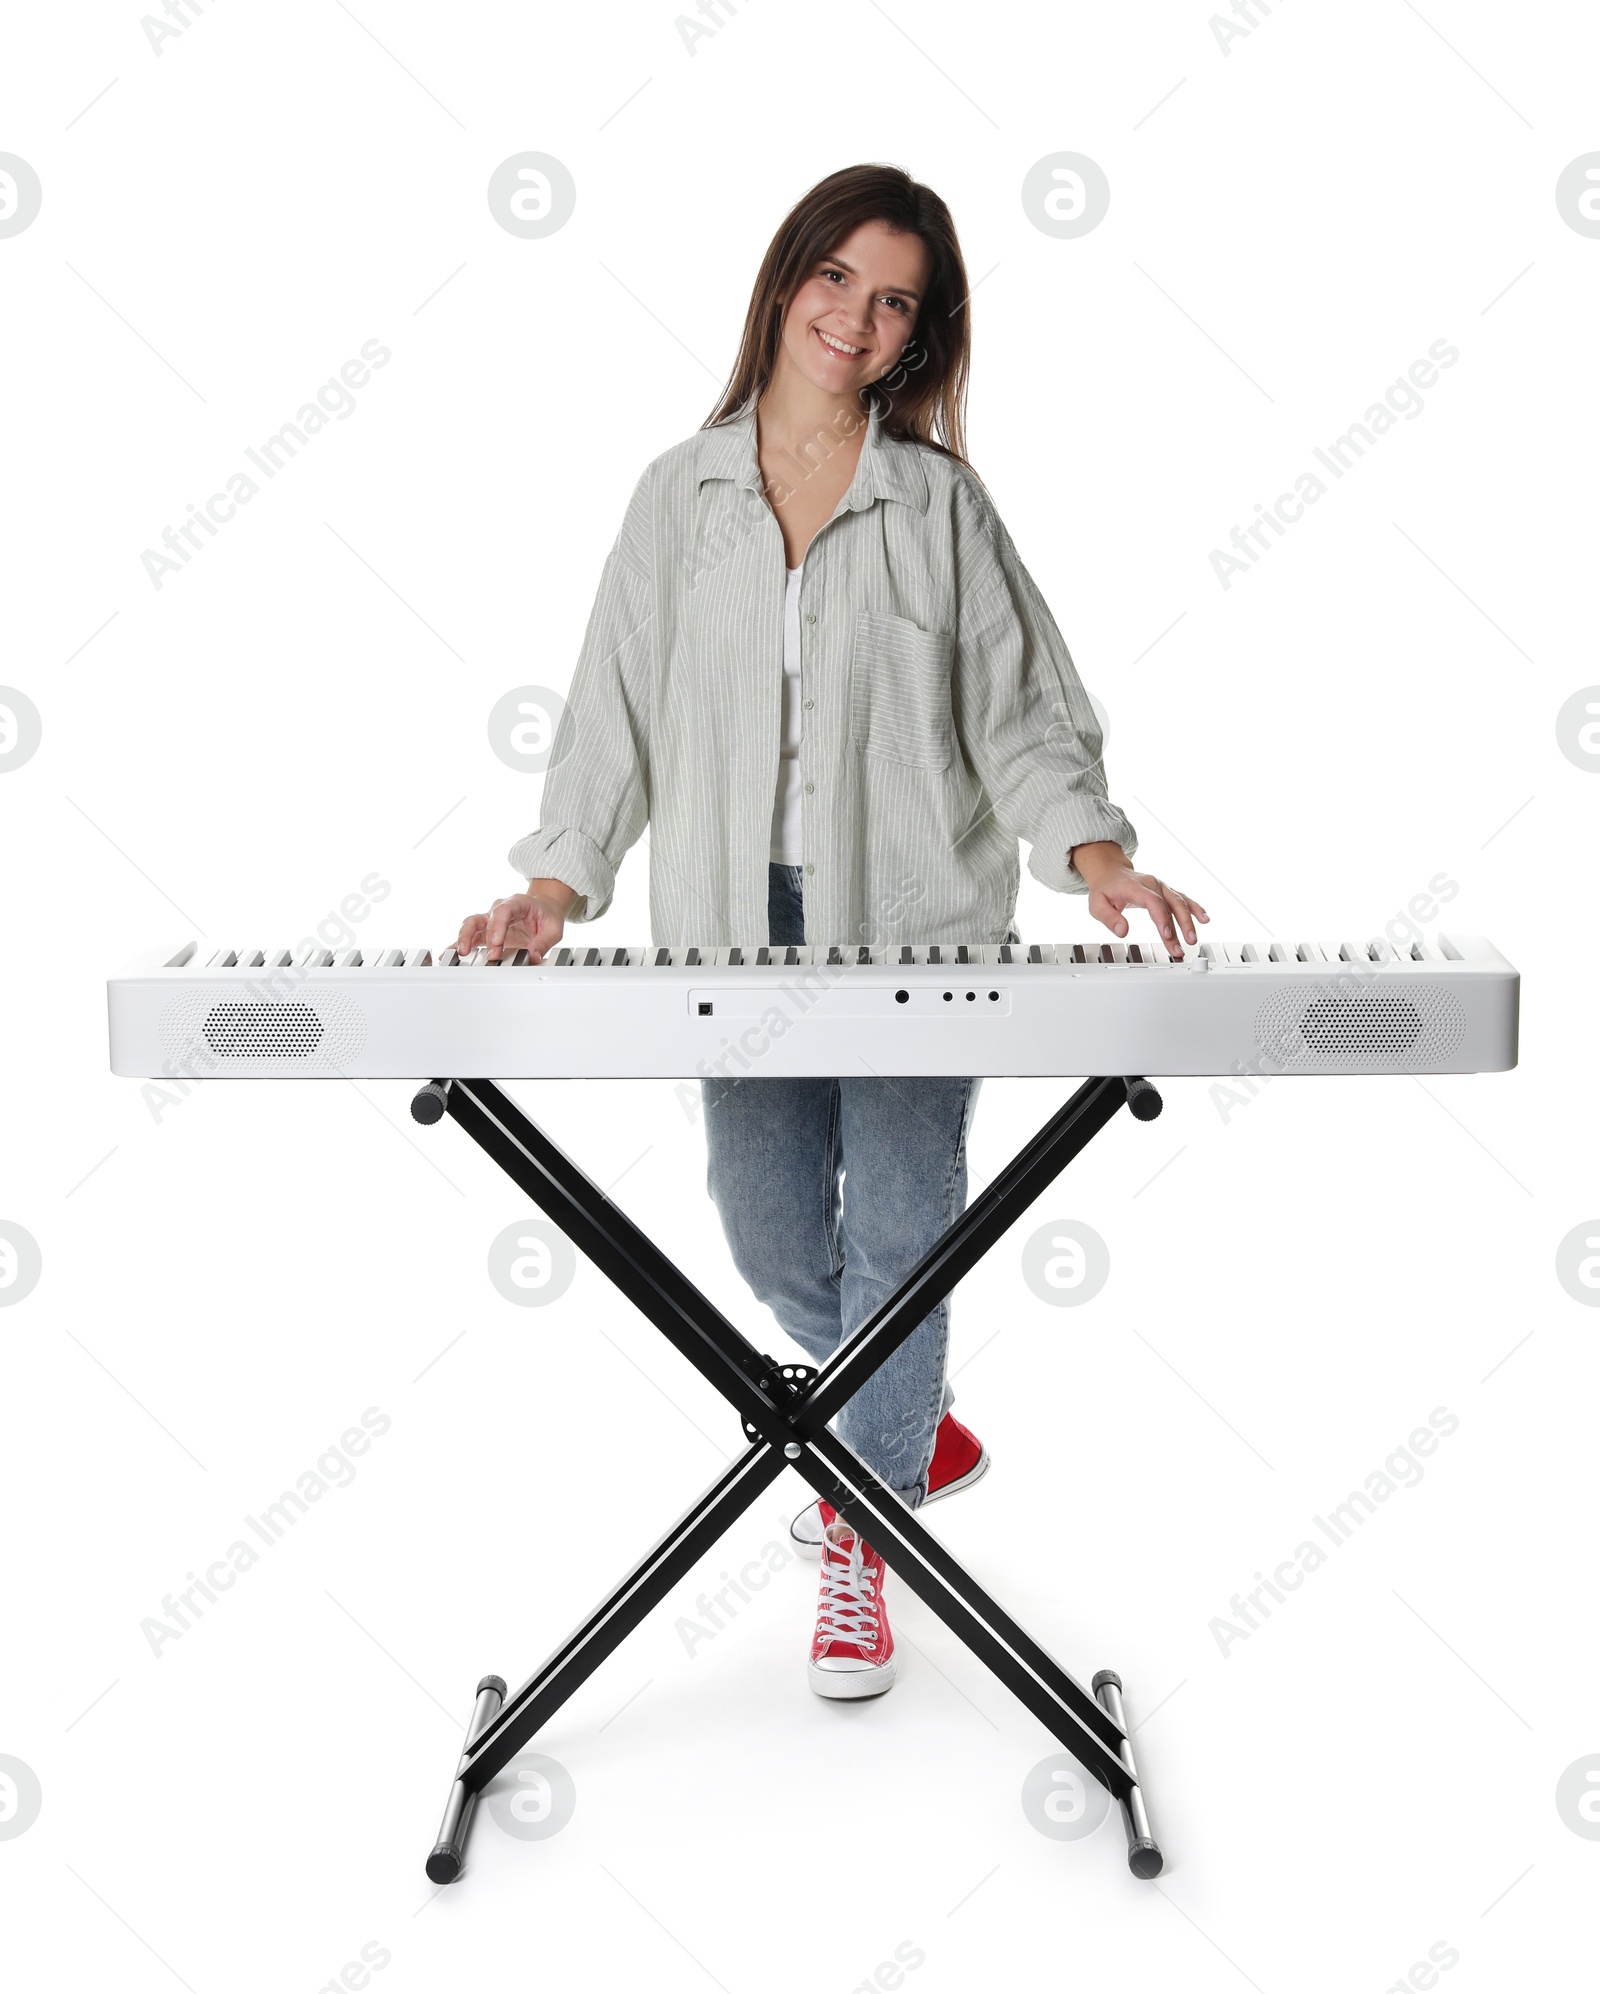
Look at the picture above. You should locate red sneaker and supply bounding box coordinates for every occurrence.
[807,1504,896,1699]
[789,1414,990,1556]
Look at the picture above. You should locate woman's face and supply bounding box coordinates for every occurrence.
[777,219,932,399]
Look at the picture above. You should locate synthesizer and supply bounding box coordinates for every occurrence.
[106,933,1519,1080]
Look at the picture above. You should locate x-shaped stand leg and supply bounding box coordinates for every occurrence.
[411,1071,1166,1884]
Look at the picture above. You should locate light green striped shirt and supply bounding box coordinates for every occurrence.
[509,401,1137,946]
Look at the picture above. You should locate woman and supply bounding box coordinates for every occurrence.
[459,164,1207,1702]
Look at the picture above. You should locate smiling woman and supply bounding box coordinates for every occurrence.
[459,161,1208,1704]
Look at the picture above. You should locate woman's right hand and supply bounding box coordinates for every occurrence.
[455,879,577,964]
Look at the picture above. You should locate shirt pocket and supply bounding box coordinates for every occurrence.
[848,610,955,772]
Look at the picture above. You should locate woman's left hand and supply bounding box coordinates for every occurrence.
[1071,843,1209,958]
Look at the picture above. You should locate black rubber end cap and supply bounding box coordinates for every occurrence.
[1128,1839,1164,1879]
[1092,1668,1123,1694]
[425,1847,462,1885]
[477,1674,507,1699]
[411,1082,448,1125]
[1124,1078,1163,1122]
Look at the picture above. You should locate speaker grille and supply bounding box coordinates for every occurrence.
[203,1001,323,1058]
[1254,984,1465,1070]
[159,994,367,1071]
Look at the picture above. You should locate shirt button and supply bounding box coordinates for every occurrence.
[806,611,817,624]
[804,782,815,794]
[803,698,814,710]
[804,863,815,874]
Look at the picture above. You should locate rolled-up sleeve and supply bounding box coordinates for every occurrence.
[950,490,1138,895]
[507,472,657,922]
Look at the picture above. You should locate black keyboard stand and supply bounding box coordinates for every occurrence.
[410,1071,1167,1885]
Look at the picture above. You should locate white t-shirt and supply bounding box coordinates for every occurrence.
[769,563,805,863]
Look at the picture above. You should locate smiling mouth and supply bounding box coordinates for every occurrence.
[814,327,867,361]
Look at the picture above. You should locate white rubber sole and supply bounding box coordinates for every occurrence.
[807,1652,898,1698]
[789,1445,991,1557]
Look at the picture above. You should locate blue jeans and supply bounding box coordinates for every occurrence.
[702,863,981,1509]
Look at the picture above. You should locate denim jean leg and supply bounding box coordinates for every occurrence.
[700,863,847,1378]
[832,1074,981,1508]
[702,862,979,1512]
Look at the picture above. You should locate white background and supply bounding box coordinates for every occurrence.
[2,2,1596,1989]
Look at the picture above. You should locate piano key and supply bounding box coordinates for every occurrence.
[335,948,364,968]
[1366,937,1394,962]
[756,947,771,966]
[508,949,530,967]
[1238,942,1261,963]
[555,947,574,966]
[784,946,800,967]
[685,947,702,967]
[612,947,630,967]
[727,947,744,967]
[857,945,871,966]
[999,944,1014,964]
[827,946,843,965]
[652,947,670,967]
[405,946,433,967]
[955,944,970,964]
[899,945,914,965]
[927,945,942,965]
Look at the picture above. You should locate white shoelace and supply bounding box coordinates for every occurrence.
[816,1526,881,1647]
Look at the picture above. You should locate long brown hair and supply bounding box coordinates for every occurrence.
[703,163,976,473]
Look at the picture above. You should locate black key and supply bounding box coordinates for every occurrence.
[928,945,942,965]
[1071,943,1088,964]
[900,945,914,965]
[999,945,1013,964]
[555,947,573,966]
[1027,944,1042,963]
[756,947,771,965]
[728,947,743,966]
[857,946,871,965]
[784,946,800,967]
[510,949,529,967]
[827,946,843,965]
[653,947,670,966]
[686,947,701,966]
[956,944,970,964]
[611,947,629,966]
[584,947,600,967]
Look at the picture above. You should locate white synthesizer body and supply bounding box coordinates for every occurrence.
[107,934,1519,1081]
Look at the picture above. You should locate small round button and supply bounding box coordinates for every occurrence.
[803,699,814,710]
[806,611,817,624]
[804,782,814,793]
[804,863,814,874]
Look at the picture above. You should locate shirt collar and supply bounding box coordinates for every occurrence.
[695,399,929,516]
